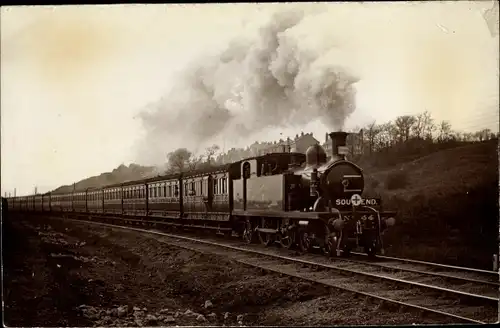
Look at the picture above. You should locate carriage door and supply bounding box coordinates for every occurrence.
[206,175,214,212]
[242,162,251,211]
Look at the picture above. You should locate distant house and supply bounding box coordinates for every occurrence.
[290,132,320,153]
[260,131,320,155]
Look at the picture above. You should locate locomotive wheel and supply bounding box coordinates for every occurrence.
[365,246,376,257]
[298,229,312,253]
[278,229,295,249]
[342,247,352,257]
[322,225,335,257]
[242,219,255,244]
[365,242,378,258]
[258,231,274,247]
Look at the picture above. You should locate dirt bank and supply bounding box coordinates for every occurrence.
[3,214,456,326]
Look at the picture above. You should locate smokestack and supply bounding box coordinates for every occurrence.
[329,131,349,160]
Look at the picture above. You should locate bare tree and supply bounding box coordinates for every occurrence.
[375,122,396,149]
[364,121,382,154]
[394,115,417,142]
[437,120,452,142]
[411,111,434,139]
[475,129,492,142]
[187,154,205,171]
[205,144,220,165]
[166,148,193,173]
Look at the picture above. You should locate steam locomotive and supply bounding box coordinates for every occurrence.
[6,131,396,257]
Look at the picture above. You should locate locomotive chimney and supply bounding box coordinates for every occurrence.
[329,131,348,160]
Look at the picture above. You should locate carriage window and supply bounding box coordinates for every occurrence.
[214,178,218,195]
[222,177,226,194]
[167,185,171,197]
[157,186,161,197]
[149,186,152,198]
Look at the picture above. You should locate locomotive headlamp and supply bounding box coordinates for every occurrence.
[385,217,396,227]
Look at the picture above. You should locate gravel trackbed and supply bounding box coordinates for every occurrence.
[3,214,460,326]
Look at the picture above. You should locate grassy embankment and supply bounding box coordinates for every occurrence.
[360,139,498,270]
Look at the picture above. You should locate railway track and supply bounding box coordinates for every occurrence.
[47,214,498,324]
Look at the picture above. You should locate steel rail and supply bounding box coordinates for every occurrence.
[53,216,495,324]
[352,251,499,276]
[327,256,500,288]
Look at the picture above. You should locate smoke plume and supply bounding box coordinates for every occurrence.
[137,8,359,164]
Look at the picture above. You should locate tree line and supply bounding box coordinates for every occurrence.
[355,111,497,156]
[164,111,498,173]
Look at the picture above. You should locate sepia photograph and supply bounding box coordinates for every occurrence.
[1,1,499,326]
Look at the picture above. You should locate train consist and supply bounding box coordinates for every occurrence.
[7,132,396,257]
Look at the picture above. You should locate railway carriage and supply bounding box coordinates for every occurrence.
[87,188,103,214]
[51,194,62,212]
[146,175,181,219]
[103,186,122,215]
[73,191,87,213]
[34,194,43,212]
[61,193,73,212]
[123,182,147,216]
[43,194,51,212]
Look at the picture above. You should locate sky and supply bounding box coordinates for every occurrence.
[1,2,498,196]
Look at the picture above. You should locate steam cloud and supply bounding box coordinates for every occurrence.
[137,8,359,164]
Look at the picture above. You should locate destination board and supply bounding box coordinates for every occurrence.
[335,194,381,207]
